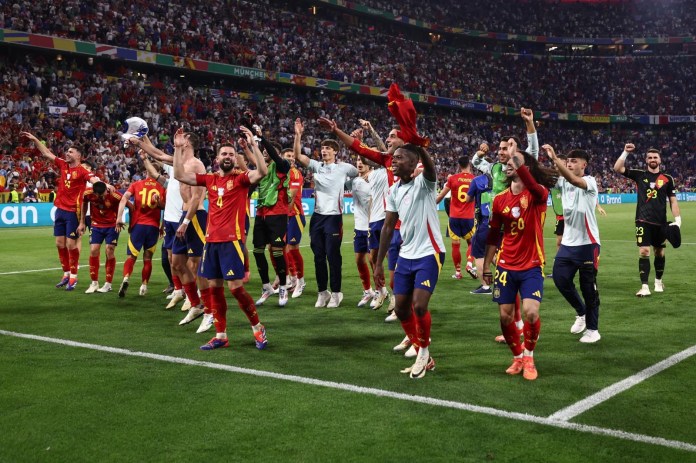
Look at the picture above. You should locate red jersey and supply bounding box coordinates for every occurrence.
[83,189,123,227]
[54,157,92,213]
[489,168,548,271]
[446,172,475,219]
[196,171,251,242]
[288,167,304,217]
[127,178,166,227]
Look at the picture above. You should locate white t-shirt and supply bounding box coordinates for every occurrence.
[386,175,446,259]
[369,168,388,223]
[308,160,358,215]
[351,176,371,231]
[162,164,184,222]
[557,175,601,246]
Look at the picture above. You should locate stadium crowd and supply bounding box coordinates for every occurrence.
[2,1,696,115]
[328,0,696,37]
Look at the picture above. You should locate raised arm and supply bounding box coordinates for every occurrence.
[510,150,547,203]
[20,131,55,162]
[613,143,634,175]
[359,119,387,152]
[293,118,310,168]
[521,108,539,159]
[418,147,437,183]
[172,128,198,186]
[240,126,267,184]
[129,136,173,165]
[138,149,167,186]
[472,142,491,174]
[542,144,587,190]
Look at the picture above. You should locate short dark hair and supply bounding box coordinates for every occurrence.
[646,148,661,156]
[502,135,521,147]
[218,144,236,155]
[321,139,340,151]
[567,149,590,162]
[281,148,294,155]
[186,133,200,151]
[399,143,424,161]
[71,144,85,157]
[458,156,470,168]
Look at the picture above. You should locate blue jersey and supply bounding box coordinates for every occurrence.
[468,174,493,222]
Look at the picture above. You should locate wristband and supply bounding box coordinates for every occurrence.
[619,151,629,161]
[182,218,191,225]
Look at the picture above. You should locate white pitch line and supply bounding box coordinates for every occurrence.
[1,330,694,454]
[549,344,696,421]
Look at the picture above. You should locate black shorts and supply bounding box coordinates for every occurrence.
[253,214,288,248]
[636,222,666,248]
[554,217,565,236]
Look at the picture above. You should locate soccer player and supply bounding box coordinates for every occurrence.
[295,118,358,308]
[20,131,100,290]
[471,109,539,342]
[464,171,493,295]
[317,119,405,317]
[482,142,557,381]
[173,127,268,351]
[374,144,445,379]
[250,126,292,308]
[116,167,166,297]
[545,145,603,343]
[130,137,187,310]
[287,138,307,299]
[613,144,681,296]
[352,157,375,307]
[436,156,477,280]
[78,181,130,294]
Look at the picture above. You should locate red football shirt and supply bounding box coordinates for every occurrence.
[54,157,92,213]
[83,189,123,227]
[257,169,289,217]
[196,171,251,242]
[127,178,166,227]
[489,183,548,271]
[446,172,475,219]
[288,167,304,217]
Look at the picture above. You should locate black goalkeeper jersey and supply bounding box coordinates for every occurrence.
[623,169,676,225]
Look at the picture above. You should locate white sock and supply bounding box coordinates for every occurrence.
[524,349,533,357]
[216,332,228,339]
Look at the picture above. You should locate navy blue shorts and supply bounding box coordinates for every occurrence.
[54,208,79,240]
[199,241,246,281]
[368,219,384,251]
[492,266,544,305]
[287,214,306,246]
[163,220,178,250]
[90,226,119,246]
[448,217,476,241]
[394,252,445,295]
[471,217,489,259]
[353,229,369,253]
[127,224,159,258]
[172,210,208,256]
[388,229,402,271]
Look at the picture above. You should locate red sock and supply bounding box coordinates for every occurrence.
[123,257,136,278]
[105,257,116,283]
[210,286,228,334]
[400,311,419,347]
[182,281,201,306]
[57,247,70,272]
[451,241,461,273]
[523,318,541,352]
[269,251,278,274]
[172,275,182,291]
[290,249,304,278]
[501,320,524,356]
[514,295,522,324]
[89,256,100,281]
[231,286,259,326]
[466,241,473,265]
[285,250,296,277]
[68,247,80,275]
[200,287,212,314]
[357,260,371,290]
[415,311,431,348]
[142,260,153,284]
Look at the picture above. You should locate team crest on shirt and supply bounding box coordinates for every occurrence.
[520,196,528,210]
[218,187,225,196]
[512,207,521,218]
[657,179,664,188]
[66,173,71,180]
[226,179,234,189]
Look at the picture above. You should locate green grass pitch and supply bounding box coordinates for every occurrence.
[1,203,695,462]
